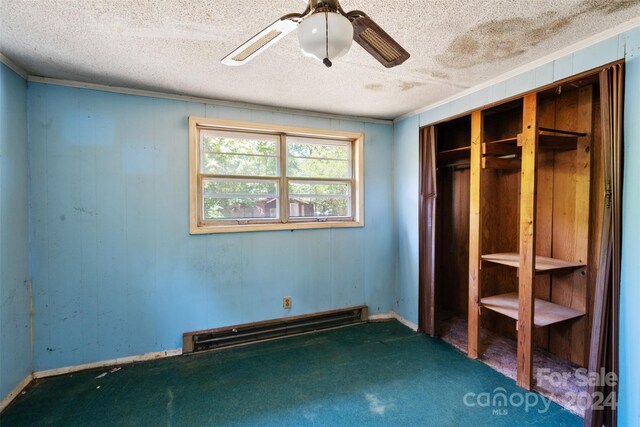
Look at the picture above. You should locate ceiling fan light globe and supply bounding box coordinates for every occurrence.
[298,12,353,63]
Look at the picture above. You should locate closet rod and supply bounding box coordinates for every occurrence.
[538,127,587,137]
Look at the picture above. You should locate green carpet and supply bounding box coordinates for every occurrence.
[1,321,581,426]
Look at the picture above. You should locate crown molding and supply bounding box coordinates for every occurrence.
[25,75,393,125]
[0,50,391,125]
[0,53,28,80]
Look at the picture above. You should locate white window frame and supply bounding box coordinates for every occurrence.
[189,117,364,234]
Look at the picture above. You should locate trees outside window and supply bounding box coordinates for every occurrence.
[189,118,364,234]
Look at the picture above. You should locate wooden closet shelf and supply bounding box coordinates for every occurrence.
[480,133,578,171]
[481,252,585,274]
[480,292,585,327]
[482,157,520,170]
[537,134,578,150]
[483,134,578,155]
[483,136,519,145]
[483,141,520,156]
[437,146,470,163]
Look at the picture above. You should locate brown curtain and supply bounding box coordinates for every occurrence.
[585,63,624,427]
[419,126,437,336]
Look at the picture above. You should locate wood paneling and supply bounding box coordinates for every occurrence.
[517,93,539,389]
[435,167,470,317]
[572,86,594,366]
[535,96,555,351]
[484,86,598,369]
[468,110,482,359]
[545,87,593,367]
[429,78,602,383]
[548,90,579,362]
[433,115,472,337]
[480,119,521,339]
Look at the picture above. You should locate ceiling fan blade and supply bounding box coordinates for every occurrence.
[349,13,410,68]
[221,14,302,66]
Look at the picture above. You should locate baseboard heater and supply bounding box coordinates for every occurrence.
[183,305,368,354]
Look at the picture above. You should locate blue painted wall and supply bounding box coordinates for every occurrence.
[393,115,419,325]
[0,64,31,399]
[619,26,640,427]
[393,27,640,424]
[27,83,394,371]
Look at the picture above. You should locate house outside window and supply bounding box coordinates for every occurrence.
[189,117,364,234]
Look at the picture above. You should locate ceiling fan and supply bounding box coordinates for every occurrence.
[221,0,410,68]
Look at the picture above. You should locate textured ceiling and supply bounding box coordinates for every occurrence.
[1,0,640,119]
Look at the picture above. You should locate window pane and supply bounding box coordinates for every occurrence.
[204,179,278,196]
[201,130,278,155]
[201,130,279,176]
[288,180,351,218]
[289,182,350,197]
[203,178,279,220]
[204,198,279,220]
[288,197,350,218]
[202,153,278,176]
[287,137,351,179]
[288,139,350,159]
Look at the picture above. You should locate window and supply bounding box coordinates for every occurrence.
[189,117,364,234]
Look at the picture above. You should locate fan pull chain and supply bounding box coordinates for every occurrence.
[323,11,332,68]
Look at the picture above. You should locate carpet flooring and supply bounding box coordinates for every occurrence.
[0,321,581,426]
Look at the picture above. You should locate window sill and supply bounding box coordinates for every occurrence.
[190,219,364,234]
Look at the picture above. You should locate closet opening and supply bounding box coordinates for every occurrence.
[419,64,623,423]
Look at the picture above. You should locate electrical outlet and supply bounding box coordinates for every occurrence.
[283,296,292,309]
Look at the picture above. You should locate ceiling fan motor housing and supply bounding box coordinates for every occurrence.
[308,0,343,14]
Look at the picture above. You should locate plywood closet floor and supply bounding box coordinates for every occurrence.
[438,313,586,417]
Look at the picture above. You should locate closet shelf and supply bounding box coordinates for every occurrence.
[480,292,585,328]
[482,131,580,158]
[437,146,470,164]
[484,136,519,146]
[483,139,520,156]
[517,133,579,151]
[481,252,585,275]
[482,157,520,170]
